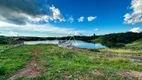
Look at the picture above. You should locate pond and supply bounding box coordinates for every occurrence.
[24,40,107,49]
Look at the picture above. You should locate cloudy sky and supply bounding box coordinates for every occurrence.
[0,0,142,37]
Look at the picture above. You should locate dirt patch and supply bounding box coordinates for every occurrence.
[63,70,104,80]
[8,48,43,80]
[8,61,40,80]
[116,70,142,80]
[91,70,104,76]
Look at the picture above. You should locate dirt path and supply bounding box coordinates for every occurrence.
[72,47,142,61]
[117,70,142,80]
[8,48,43,80]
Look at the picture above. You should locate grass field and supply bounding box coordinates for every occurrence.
[0,45,32,80]
[98,40,142,56]
[0,44,142,80]
[0,45,3,50]
[0,45,14,51]
[99,48,142,56]
[124,39,142,50]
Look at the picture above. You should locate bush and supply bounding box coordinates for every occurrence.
[0,39,8,44]
[90,49,100,52]
[0,66,6,75]
[115,43,125,48]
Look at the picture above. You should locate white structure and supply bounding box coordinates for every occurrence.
[58,32,79,49]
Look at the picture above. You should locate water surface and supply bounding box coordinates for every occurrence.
[24,40,107,49]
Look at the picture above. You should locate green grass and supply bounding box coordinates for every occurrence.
[0,45,14,50]
[39,45,141,80]
[92,37,102,43]
[99,48,142,56]
[124,39,142,50]
[0,45,4,50]
[0,44,142,80]
[98,39,142,56]
[0,45,32,80]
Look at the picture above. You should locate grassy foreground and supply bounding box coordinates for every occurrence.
[0,44,142,80]
[0,45,32,80]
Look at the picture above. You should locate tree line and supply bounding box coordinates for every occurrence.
[93,32,142,48]
[1,32,142,48]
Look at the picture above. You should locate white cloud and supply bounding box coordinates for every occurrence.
[130,27,142,33]
[78,16,84,22]
[0,0,65,25]
[74,31,81,35]
[94,28,99,31]
[68,17,74,23]
[88,16,97,22]
[0,31,18,36]
[0,21,84,37]
[124,0,142,24]
[7,31,18,36]
[50,5,65,22]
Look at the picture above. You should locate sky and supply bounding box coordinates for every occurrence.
[0,0,142,37]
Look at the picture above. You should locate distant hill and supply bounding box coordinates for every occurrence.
[93,32,142,48]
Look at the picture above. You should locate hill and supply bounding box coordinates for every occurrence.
[93,32,142,48]
[98,38,142,56]
[124,38,142,50]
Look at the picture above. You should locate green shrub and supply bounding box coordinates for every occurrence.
[115,43,125,48]
[90,49,100,52]
[0,66,6,75]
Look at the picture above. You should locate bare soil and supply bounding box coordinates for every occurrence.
[117,70,142,80]
[8,48,43,80]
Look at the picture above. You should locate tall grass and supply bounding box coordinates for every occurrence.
[0,44,141,80]
[16,45,141,80]
[99,48,142,56]
[124,39,142,50]
[0,45,32,80]
[99,39,142,56]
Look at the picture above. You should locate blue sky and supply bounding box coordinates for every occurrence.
[48,0,132,34]
[0,0,142,37]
